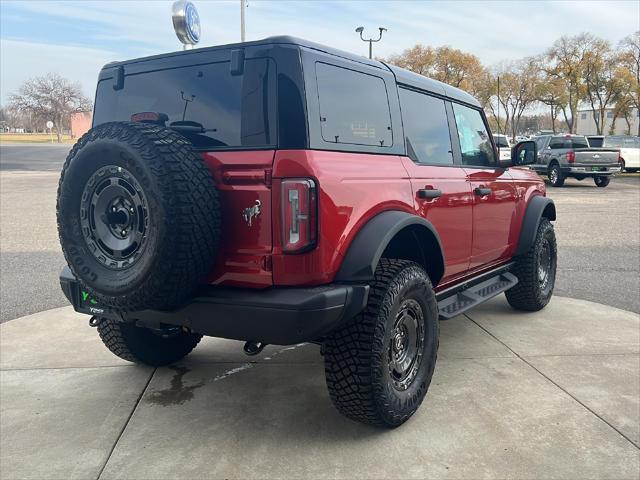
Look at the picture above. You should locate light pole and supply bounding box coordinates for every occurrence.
[355,26,387,59]
[497,75,501,134]
[240,0,247,42]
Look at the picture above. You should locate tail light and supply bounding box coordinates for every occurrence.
[566,151,575,163]
[281,179,317,253]
[619,154,624,165]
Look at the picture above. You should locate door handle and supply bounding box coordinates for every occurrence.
[417,188,442,199]
[474,187,492,197]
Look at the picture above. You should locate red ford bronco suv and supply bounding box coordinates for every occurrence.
[57,37,557,428]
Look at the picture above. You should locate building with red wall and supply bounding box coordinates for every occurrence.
[70,111,92,138]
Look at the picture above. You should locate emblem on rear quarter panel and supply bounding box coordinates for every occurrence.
[242,200,262,227]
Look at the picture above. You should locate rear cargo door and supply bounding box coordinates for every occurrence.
[92,52,279,287]
[203,151,275,287]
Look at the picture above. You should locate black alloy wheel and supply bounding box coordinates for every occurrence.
[80,165,149,269]
[388,299,425,392]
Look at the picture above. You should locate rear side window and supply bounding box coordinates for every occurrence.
[93,58,276,150]
[315,63,392,147]
[452,103,496,167]
[399,88,452,165]
[549,138,564,149]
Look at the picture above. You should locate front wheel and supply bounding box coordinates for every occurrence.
[548,164,565,187]
[323,259,439,428]
[506,218,557,311]
[97,318,202,366]
[594,176,611,187]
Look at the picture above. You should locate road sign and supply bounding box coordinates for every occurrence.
[46,121,53,129]
[172,1,200,49]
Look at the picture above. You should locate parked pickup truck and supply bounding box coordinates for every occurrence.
[533,134,621,187]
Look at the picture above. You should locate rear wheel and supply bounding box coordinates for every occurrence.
[548,163,565,187]
[594,176,611,187]
[323,259,439,428]
[97,318,202,366]
[506,218,557,311]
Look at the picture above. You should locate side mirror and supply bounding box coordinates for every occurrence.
[511,140,537,166]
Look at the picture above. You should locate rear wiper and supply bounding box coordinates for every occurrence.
[169,121,217,133]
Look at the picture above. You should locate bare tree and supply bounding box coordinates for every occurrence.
[535,61,568,134]
[581,38,625,135]
[495,58,541,140]
[619,31,640,135]
[8,73,92,142]
[386,44,487,97]
[546,34,596,133]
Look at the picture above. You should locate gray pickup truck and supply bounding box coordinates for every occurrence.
[532,134,621,187]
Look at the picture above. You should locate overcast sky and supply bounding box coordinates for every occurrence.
[1,0,638,103]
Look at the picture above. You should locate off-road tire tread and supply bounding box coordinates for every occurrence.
[505,218,556,311]
[324,259,438,427]
[97,318,202,366]
[57,122,221,310]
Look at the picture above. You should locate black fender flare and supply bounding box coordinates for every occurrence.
[515,196,556,256]
[335,210,445,284]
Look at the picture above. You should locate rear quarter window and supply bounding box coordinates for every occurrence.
[315,62,392,147]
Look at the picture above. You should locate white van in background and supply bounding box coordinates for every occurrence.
[604,136,640,173]
[493,134,511,161]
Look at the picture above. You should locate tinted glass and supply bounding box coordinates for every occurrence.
[569,137,589,149]
[399,88,452,165]
[549,136,590,149]
[494,136,509,148]
[549,137,564,149]
[93,59,276,149]
[452,103,496,166]
[534,136,549,150]
[588,137,603,147]
[316,62,392,147]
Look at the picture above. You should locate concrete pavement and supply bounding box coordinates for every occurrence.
[1,295,638,479]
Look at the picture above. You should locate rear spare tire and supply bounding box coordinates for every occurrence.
[57,122,221,311]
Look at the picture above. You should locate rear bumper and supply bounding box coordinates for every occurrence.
[562,165,621,176]
[59,267,369,345]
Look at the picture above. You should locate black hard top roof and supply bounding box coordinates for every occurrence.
[106,35,480,107]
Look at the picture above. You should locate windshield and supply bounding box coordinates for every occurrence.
[604,137,640,148]
[93,58,276,150]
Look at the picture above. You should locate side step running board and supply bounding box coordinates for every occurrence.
[437,272,518,320]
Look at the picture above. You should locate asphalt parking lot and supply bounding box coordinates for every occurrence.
[1,144,639,322]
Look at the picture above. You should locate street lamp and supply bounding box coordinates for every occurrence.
[355,26,387,59]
